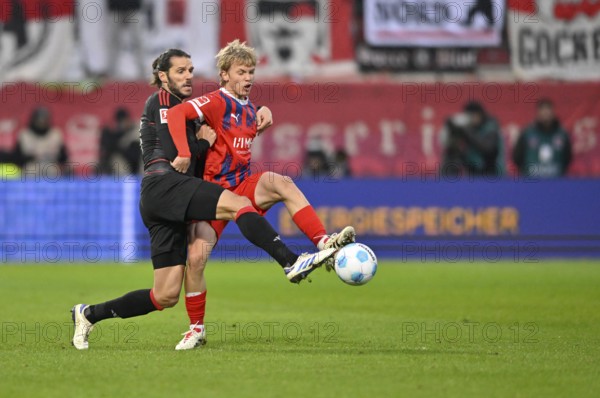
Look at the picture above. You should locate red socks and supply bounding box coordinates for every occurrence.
[185,291,207,326]
[292,205,327,247]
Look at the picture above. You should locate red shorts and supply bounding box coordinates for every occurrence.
[208,172,267,239]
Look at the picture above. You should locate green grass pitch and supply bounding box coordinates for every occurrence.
[1,260,599,397]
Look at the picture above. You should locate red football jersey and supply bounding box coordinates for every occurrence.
[182,88,258,188]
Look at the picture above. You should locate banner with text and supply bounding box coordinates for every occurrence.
[355,44,478,71]
[364,0,505,47]
[508,0,600,80]
[0,81,600,177]
[1,179,599,262]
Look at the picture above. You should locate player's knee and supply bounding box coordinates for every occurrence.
[187,251,209,273]
[267,173,298,199]
[154,289,180,308]
[159,295,179,309]
[276,174,298,194]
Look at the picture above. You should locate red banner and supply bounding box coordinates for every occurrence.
[0,81,599,177]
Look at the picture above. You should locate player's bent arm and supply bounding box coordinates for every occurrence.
[256,106,273,133]
[166,102,201,158]
[196,124,216,147]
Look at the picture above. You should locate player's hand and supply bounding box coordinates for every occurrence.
[171,156,191,174]
[197,124,217,147]
[256,106,273,134]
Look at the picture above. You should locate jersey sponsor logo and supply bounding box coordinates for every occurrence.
[232,137,254,149]
[231,113,240,123]
[160,108,168,124]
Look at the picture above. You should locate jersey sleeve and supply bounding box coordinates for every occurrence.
[167,102,202,158]
[167,94,219,158]
[190,95,219,127]
[148,94,179,160]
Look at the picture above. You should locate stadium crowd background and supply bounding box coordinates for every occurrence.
[1,0,599,262]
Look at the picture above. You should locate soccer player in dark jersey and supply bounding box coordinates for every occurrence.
[70,49,337,350]
[167,41,355,349]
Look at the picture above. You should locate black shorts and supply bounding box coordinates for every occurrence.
[139,172,224,269]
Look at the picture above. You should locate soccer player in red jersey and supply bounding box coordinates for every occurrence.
[70,49,339,351]
[167,40,355,350]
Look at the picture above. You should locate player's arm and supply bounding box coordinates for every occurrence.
[256,106,273,134]
[193,124,216,178]
[196,123,216,148]
[167,101,204,173]
[143,93,179,161]
[167,102,199,157]
[195,122,216,164]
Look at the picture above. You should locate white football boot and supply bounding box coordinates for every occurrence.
[284,248,337,283]
[71,304,94,350]
[319,226,356,251]
[319,226,356,271]
[175,323,206,350]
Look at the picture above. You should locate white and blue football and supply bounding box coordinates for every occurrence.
[334,243,377,286]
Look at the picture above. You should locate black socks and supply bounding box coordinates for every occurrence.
[85,289,158,324]
[235,212,298,268]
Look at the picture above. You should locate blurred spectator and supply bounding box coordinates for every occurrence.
[98,107,141,176]
[304,149,330,179]
[13,107,70,177]
[331,149,352,179]
[440,101,504,177]
[107,0,145,79]
[512,99,572,178]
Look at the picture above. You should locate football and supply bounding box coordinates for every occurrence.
[334,243,378,285]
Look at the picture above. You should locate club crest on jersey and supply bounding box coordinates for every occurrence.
[160,108,168,124]
[233,137,254,149]
[197,96,210,106]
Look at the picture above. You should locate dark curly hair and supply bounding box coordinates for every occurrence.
[150,49,191,87]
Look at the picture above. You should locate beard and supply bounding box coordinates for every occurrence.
[167,77,190,99]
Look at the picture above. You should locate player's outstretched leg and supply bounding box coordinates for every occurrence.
[71,289,161,350]
[71,266,184,350]
[187,188,336,282]
[232,204,337,283]
[252,172,356,271]
[253,172,356,250]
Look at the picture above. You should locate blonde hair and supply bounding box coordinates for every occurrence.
[216,39,257,86]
